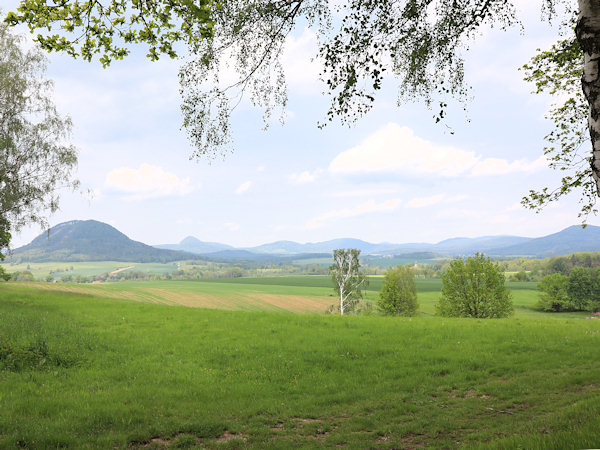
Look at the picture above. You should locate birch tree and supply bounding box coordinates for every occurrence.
[0,22,78,254]
[5,1,600,214]
[329,248,367,316]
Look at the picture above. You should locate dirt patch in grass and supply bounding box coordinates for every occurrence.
[245,293,332,313]
[214,431,247,443]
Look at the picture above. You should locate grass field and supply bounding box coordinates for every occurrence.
[13,276,589,319]
[0,283,599,448]
[0,260,183,278]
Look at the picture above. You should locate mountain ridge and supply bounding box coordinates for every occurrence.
[9,220,202,263]
[8,220,600,263]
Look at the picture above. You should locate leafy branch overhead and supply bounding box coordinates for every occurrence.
[4,0,214,67]
[521,31,595,218]
[5,0,600,218]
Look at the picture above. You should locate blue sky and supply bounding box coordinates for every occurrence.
[7,1,597,248]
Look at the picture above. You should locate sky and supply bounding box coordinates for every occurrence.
[6,1,598,248]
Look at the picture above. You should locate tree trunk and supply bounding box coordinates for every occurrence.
[340,292,344,315]
[577,0,600,195]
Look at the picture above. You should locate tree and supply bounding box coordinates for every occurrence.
[536,272,571,312]
[0,22,78,254]
[437,253,513,318]
[6,1,600,211]
[567,266,593,310]
[329,248,367,316]
[377,265,418,316]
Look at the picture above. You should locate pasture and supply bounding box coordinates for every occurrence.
[16,276,589,319]
[1,260,182,278]
[0,283,599,448]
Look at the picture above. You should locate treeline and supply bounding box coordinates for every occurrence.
[537,267,600,312]
[504,252,600,281]
[6,261,331,283]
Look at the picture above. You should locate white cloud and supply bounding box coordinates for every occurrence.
[405,193,467,209]
[437,208,483,220]
[306,198,401,229]
[507,202,525,212]
[470,156,547,176]
[329,123,547,178]
[224,222,240,231]
[405,194,446,208]
[235,181,252,194]
[329,187,403,198]
[105,163,194,200]
[283,28,322,91]
[176,218,192,225]
[289,169,322,184]
[329,123,480,177]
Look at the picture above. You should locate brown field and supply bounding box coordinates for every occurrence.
[14,280,335,313]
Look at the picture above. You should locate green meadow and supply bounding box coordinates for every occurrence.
[1,261,183,278]
[1,278,599,448]
[16,276,589,319]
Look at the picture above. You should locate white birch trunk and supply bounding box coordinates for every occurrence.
[577,0,600,195]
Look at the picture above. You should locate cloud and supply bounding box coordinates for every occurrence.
[289,169,322,184]
[329,187,403,198]
[470,156,547,176]
[406,193,468,208]
[437,208,483,220]
[329,123,479,177]
[235,181,252,194]
[105,163,194,200]
[405,194,446,208]
[283,28,322,91]
[329,123,547,178]
[224,222,240,231]
[306,198,401,229]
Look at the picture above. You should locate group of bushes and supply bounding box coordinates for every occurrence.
[375,253,513,318]
[536,267,600,312]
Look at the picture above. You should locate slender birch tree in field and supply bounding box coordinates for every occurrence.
[5,1,600,216]
[329,248,367,316]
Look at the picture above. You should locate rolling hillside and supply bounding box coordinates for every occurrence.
[155,236,234,254]
[492,225,600,257]
[9,220,201,263]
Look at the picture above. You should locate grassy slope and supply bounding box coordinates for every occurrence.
[15,277,589,319]
[0,284,599,448]
[1,261,183,278]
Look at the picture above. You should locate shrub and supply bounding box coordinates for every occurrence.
[436,253,513,318]
[536,273,571,311]
[567,267,593,310]
[377,265,418,316]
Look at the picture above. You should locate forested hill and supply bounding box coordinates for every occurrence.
[8,220,201,263]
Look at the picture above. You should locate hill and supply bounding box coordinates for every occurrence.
[9,220,201,263]
[492,225,600,257]
[155,236,234,254]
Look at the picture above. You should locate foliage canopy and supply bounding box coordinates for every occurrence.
[437,253,513,318]
[0,22,78,254]
[378,265,418,316]
[5,0,600,216]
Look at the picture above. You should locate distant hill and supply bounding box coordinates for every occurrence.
[245,238,387,255]
[156,236,234,254]
[155,226,600,260]
[491,225,600,257]
[9,220,201,263]
[10,220,600,264]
